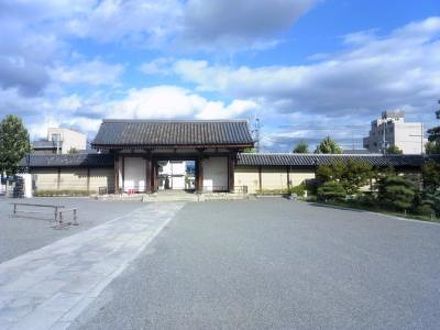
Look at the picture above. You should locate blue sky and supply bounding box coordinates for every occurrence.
[1,0,439,151]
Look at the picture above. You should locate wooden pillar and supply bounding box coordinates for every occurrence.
[87,167,91,194]
[228,154,235,192]
[258,165,262,193]
[113,154,119,194]
[57,167,61,190]
[286,166,291,190]
[121,156,125,192]
[196,158,204,193]
[145,156,153,193]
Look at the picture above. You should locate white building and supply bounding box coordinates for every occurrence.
[157,161,187,190]
[33,128,87,154]
[47,128,87,154]
[363,111,426,154]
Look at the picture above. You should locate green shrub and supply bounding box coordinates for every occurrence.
[317,181,346,202]
[423,190,440,217]
[289,183,306,197]
[356,192,377,208]
[34,189,92,197]
[257,188,289,196]
[377,176,415,212]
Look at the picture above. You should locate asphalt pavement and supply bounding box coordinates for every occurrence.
[70,198,440,330]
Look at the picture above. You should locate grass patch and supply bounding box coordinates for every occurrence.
[310,199,440,223]
[34,189,94,197]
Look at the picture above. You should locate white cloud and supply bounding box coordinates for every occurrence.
[66,0,183,47]
[170,17,440,119]
[51,60,124,86]
[181,0,317,50]
[139,57,174,75]
[106,85,258,120]
[63,0,316,51]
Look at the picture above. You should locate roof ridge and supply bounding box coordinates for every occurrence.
[101,119,249,123]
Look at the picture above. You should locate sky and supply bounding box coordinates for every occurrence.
[1,0,440,151]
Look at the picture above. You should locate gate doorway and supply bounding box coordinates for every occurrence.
[154,160,196,193]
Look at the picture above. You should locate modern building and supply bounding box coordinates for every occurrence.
[32,128,87,155]
[363,111,425,154]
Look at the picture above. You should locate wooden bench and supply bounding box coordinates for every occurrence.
[11,203,78,228]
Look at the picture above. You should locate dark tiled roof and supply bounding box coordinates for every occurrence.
[21,153,114,168]
[342,149,372,154]
[92,120,254,148]
[236,153,439,168]
[32,140,56,149]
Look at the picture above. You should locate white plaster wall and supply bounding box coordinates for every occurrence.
[289,169,316,187]
[32,169,59,190]
[235,166,316,193]
[171,176,185,189]
[234,167,260,194]
[123,157,146,192]
[261,167,288,190]
[59,168,88,190]
[89,168,114,192]
[203,156,228,192]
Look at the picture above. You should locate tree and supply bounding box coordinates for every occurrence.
[386,145,403,154]
[68,147,78,154]
[316,160,373,195]
[292,141,309,153]
[377,176,415,212]
[422,160,440,193]
[243,147,256,153]
[314,136,342,154]
[426,102,440,154]
[0,115,31,176]
[317,181,346,202]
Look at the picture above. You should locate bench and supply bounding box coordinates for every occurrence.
[11,203,78,228]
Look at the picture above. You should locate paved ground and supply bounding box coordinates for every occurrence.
[70,199,440,330]
[0,197,143,263]
[0,202,184,329]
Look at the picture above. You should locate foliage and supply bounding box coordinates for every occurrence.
[422,160,440,193]
[316,160,373,195]
[425,190,440,217]
[314,136,342,154]
[243,147,257,153]
[292,141,309,153]
[34,189,93,197]
[317,181,346,202]
[0,115,31,176]
[289,183,306,197]
[425,141,440,154]
[426,107,440,154]
[377,176,416,211]
[257,188,289,196]
[386,145,403,154]
[68,147,79,154]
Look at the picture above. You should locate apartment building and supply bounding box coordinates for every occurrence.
[32,128,87,154]
[363,111,425,154]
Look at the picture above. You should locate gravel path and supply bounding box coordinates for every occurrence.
[71,198,440,330]
[0,197,143,263]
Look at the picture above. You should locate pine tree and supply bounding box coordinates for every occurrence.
[314,136,342,154]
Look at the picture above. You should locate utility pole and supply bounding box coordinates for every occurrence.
[251,117,261,153]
